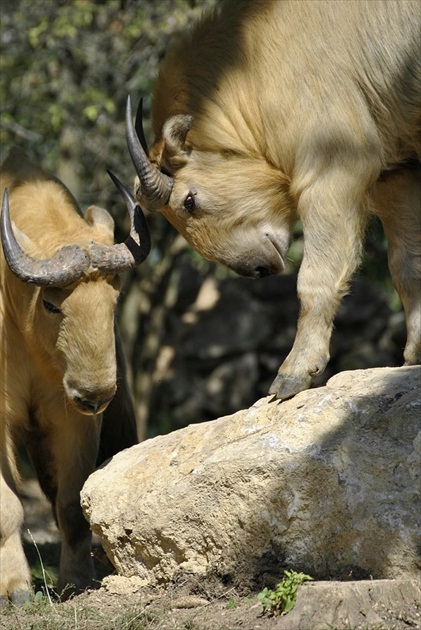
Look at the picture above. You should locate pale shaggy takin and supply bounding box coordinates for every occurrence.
[0,149,150,605]
[126,0,421,401]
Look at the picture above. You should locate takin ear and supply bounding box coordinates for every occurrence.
[161,114,193,163]
[148,115,193,172]
[85,206,115,238]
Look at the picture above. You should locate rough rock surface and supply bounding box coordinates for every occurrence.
[82,366,420,592]
[275,578,421,629]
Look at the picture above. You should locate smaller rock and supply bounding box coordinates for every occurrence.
[276,579,421,630]
[101,575,150,595]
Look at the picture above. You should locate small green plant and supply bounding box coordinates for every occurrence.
[257,569,313,616]
[226,596,238,609]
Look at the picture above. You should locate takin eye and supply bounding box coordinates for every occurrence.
[183,193,196,214]
[42,299,61,314]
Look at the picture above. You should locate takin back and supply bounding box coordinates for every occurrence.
[126,0,421,400]
[0,149,149,604]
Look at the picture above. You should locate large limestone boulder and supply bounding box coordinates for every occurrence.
[81,366,420,587]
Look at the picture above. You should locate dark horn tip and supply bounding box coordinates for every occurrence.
[1,187,9,210]
[1,188,12,237]
[126,94,149,156]
[106,169,121,188]
[1,188,10,245]
[134,204,151,259]
[106,168,150,265]
[107,169,136,207]
[134,98,149,155]
[126,94,133,121]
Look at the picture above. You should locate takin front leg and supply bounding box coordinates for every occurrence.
[269,175,369,400]
[374,163,421,365]
[0,474,32,606]
[53,413,102,598]
[0,358,32,605]
[27,408,102,599]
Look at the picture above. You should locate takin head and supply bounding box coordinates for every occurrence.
[0,150,150,415]
[125,98,294,279]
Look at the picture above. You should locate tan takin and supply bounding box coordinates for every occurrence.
[0,148,150,604]
[126,0,421,400]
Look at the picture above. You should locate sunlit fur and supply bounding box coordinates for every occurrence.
[0,149,121,602]
[143,0,420,398]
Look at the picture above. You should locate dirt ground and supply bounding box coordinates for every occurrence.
[1,474,420,630]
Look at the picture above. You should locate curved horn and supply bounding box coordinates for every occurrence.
[1,189,90,287]
[126,95,173,211]
[88,171,151,272]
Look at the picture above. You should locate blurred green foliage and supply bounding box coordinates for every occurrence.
[1,0,216,206]
[1,0,219,438]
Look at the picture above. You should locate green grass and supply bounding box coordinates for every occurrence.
[1,598,164,630]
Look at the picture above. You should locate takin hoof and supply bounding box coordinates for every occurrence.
[0,589,32,608]
[268,372,313,401]
[10,589,31,606]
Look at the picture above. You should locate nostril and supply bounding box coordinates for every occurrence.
[255,266,272,278]
[74,397,100,414]
[73,395,114,415]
